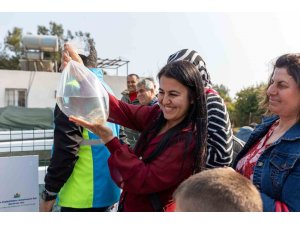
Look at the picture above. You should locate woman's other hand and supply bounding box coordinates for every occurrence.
[69,116,114,144]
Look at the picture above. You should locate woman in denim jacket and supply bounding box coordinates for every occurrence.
[233,53,300,212]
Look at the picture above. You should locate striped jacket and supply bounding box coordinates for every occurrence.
[167,49,233,168]
[206,90,233,167]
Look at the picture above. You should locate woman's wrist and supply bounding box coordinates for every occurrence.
[103,136,115,144]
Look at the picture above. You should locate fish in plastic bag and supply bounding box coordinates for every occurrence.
[56,60,109,125]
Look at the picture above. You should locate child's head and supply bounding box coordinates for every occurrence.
[174,168,263,212]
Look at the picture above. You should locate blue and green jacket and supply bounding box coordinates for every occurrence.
[45,68,120,208]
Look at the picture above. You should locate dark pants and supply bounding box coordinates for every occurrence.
[61,206,109,212]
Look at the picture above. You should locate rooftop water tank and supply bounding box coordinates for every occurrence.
[22,35,59,52]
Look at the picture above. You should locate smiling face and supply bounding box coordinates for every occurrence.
[137,84,156,105]
[158,75,192,128]
[267,67,300,119]
[127,75,139,93]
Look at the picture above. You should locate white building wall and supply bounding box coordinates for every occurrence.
[0,70,59,108]
[0,69,127,108]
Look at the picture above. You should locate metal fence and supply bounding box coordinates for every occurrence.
[0,129,53,166]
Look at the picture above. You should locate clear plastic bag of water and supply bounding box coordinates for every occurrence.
[56,60,109,125]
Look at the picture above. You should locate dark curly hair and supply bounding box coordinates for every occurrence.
[261,53,300,113]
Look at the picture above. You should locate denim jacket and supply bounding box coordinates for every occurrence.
[233,115,300,212]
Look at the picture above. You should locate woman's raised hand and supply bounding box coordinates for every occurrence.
[64,43,83,64]
[69,116,114,144]
[60,43,84,71]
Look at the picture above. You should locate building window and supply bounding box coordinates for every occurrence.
[5,88,27,107]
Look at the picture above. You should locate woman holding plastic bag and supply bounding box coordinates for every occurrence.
[64,44,208,212]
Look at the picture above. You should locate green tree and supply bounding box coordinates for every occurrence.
[49,22,64,38]
[37,26,49,35]
[5,27,23,57]
[213,84,231,103]
[0,51,20,70]
[0,22,92,70]
[66,30,91,41]
[37,22,65,62]
[0,27,23,69]
[37,21,64,38]
[233,83,267,127]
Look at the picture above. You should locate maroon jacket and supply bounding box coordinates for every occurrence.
[106,94,195,211]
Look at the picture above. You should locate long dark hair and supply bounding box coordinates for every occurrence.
[134,61,207,173]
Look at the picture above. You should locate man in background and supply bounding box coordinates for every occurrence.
[137,77,158,106]
[119,74,140,148]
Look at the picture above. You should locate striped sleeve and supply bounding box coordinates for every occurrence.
[205,92,233,168]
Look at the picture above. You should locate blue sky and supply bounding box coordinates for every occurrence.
[1,4,300,98]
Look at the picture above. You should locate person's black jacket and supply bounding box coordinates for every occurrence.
[44,105,83,193]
